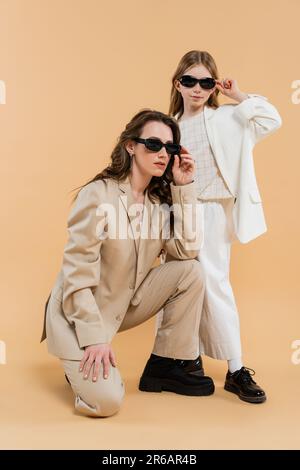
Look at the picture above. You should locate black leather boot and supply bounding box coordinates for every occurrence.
[224,367,266,403]
[175,355,204,376]
[139,354,214,396]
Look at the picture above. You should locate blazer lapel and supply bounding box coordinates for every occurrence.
[118,175,139,257]
[134,189,152,289]
[203,105,224,173]
[203,105,234,195]
[118,176,154,292]
[203,105,216,149]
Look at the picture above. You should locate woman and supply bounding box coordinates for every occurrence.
[41,109,215,418]
[157,50,282,404]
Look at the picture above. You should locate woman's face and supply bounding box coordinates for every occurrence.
[175,64,216,111]
[126,120,174,178]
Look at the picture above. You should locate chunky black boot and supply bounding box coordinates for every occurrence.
[139,354,214,396]
[224,367,266,403]
[175,355,204,377]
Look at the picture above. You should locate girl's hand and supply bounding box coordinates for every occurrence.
[215,78,248,103]
[79,343,117,382]
[172,146,195,186]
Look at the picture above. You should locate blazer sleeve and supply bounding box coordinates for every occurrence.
[62,181,109,348]
[233,94,282,144]
[162,181,203,260]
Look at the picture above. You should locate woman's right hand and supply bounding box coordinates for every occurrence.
[79,343,117,382]
[172,145,195,186]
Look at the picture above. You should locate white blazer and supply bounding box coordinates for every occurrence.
[181,95,282,243]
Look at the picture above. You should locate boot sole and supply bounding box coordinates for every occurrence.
[139,376,215,396]
[224,383,266,404]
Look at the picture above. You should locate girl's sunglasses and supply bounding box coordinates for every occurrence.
[179,75,216,90]
[133,137,181,156]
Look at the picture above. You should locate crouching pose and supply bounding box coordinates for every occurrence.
[41,109,214,417]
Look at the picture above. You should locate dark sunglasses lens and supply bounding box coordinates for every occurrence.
[200,78,215,89]
[145,139,163,152]
[166,144,181,155]
[180,76,197,88]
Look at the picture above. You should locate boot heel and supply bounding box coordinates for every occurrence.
[139,376,162,393]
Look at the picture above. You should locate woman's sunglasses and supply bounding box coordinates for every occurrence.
[133,137,181,156]
[178,75,216,90]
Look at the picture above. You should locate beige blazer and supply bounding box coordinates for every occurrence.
[41,176,203,359]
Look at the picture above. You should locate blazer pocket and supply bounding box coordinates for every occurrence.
[249,188,262,203]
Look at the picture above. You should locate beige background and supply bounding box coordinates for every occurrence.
[0,0,299,449]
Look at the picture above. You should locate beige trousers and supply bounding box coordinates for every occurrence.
[60,258,205,417]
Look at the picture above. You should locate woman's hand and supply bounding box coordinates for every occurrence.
[172,146,195,186]
[79,343,117,382]
[215,78,248,103]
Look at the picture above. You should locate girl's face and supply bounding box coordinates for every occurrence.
[175,64,216,111]
[126,121,174,178]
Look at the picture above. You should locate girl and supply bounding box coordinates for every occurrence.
[41,109,215,418]
[156,50,282,404]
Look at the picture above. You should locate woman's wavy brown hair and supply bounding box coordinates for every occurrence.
[169,50,220,120]
[70,109,181,209]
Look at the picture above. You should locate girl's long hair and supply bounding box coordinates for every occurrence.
[169,50,220,120]
[70,109,181,210]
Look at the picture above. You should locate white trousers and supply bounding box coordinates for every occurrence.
[156,197,242,360]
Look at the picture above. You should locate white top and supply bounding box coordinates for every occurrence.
[179,109,233,200]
